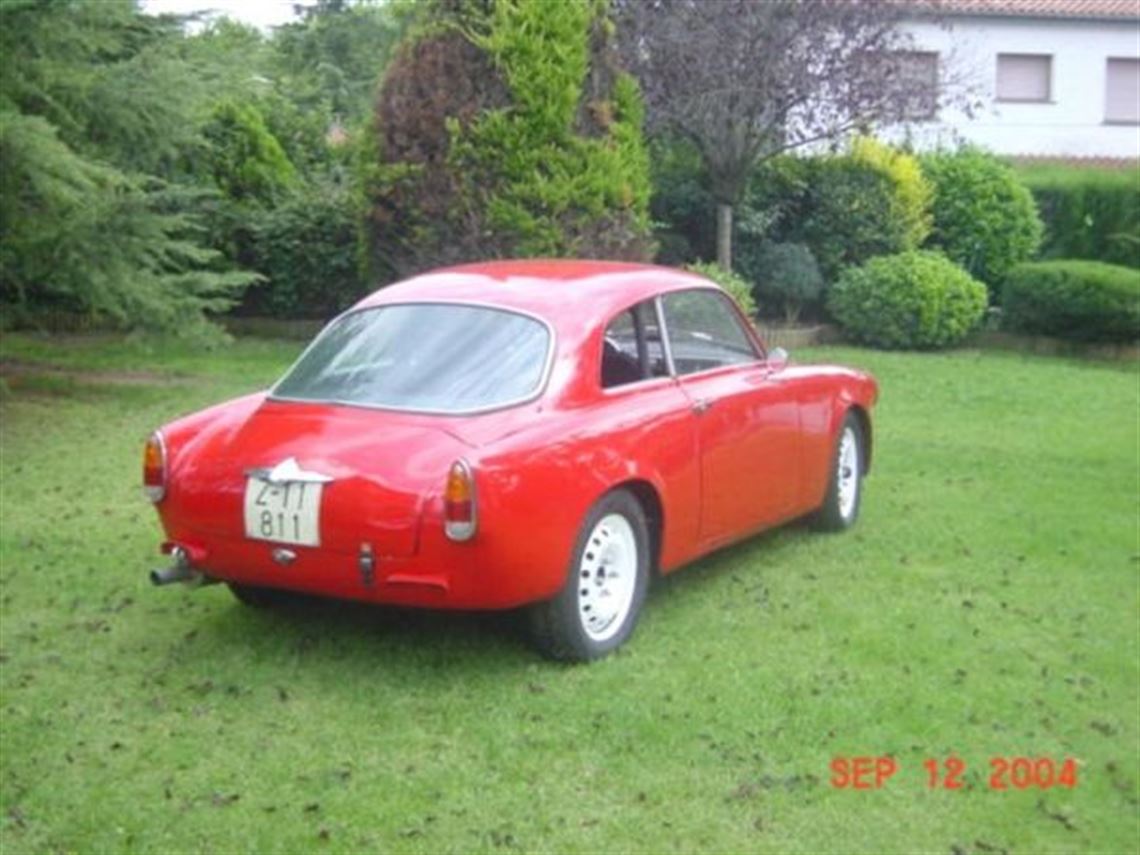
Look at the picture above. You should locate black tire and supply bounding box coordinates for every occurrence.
[527,489,650,662]
[227,582,285,608]
[813,412,865,532]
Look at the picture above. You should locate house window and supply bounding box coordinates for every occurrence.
[1105,58,1140,124]
[996,54,1052,102]
[892,51,939,120]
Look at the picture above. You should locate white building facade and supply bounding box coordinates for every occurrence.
[886,0,1140,159]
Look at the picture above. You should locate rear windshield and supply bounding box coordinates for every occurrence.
[272,304,551,413]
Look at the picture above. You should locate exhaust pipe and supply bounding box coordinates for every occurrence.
[150,564,198,586]
[150,546,212,587]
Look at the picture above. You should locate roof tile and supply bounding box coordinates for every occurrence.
[920,0,1139,20]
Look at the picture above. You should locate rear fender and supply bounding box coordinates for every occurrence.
[473,400,694,602]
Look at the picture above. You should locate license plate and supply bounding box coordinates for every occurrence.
[243,478,323,546]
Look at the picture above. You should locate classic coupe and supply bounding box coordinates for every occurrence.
[144,260,877,661]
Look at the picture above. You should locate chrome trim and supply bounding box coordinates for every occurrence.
[652,295,677,378]
[267,300,558,418]
[244,457,334,484]
[272,547,297,566]
[358,543,376,587]
[599,374,678,397]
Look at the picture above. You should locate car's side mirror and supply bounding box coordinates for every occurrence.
[767,347,789,372]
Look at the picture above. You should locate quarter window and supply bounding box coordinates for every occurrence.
[601,300,669,388]
[661,290,758,376]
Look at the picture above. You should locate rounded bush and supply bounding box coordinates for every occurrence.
[1002,260,1140,343]
[921,148,1043,293]
[828,251,988,349]
[747,241,824,323]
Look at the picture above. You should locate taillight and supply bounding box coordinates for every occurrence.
[443,458,477,542]
[143,432,166,503]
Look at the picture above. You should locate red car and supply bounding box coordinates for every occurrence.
[144,260,877,661]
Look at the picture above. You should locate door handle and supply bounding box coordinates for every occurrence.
[692,398,713,415]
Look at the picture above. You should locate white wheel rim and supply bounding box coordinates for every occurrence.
[837,427,859,520]
[577,513,638,643]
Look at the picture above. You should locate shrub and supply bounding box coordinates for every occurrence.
[650,139,931,289]
[1016,165,1140,269]
[0,110,254,338]
[828,250,988,349]
[201,101,297,204]
[369,0,652,279]
[1002,260,1140,343]
[745,149,922,284]
[745,241,824,323]
[686,261,758,317]
[921,148,1042,293]
[848,136,932,248]
[243,177,363,318]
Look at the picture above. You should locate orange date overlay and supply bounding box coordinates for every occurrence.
[830,756,1078,790]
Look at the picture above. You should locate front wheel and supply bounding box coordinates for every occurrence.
[527,490,650,662]
[814,413,864,532]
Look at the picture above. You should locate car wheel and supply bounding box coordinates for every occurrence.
[227,582,283,608]
[814,412,864,532]
[528,489,650,662]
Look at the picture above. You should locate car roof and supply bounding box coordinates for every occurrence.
[352,260,717,329]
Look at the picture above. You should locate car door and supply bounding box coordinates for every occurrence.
[596,299,702,561]
[660,289,801,548]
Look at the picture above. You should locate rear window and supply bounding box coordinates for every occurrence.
[272,304,551,413]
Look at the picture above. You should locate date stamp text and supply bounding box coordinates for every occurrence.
[830,756,1079,791]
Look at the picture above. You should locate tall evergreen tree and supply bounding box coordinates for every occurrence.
[369,0,653,279]
[0,0,256,334]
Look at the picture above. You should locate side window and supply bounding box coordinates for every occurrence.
[600,300,670,389]
[661,290,758,376]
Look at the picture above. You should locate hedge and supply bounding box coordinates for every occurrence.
[1002,259,1140,343]
[241,177,363,319]
[1016,166,1140,269]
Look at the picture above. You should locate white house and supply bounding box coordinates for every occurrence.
[886,0,1140,160]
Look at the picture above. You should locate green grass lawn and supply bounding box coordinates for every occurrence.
[1,333,1137,854]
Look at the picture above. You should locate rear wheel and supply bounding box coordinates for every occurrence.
[528,489,649,662]
[814,412,864,532]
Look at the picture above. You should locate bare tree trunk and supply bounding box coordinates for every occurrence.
[716,202,733,270]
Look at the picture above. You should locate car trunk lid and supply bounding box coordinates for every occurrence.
[169,399,471,558]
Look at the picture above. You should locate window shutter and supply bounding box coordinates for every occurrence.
[996,54,1051,102]
[1105,58,1140,124]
